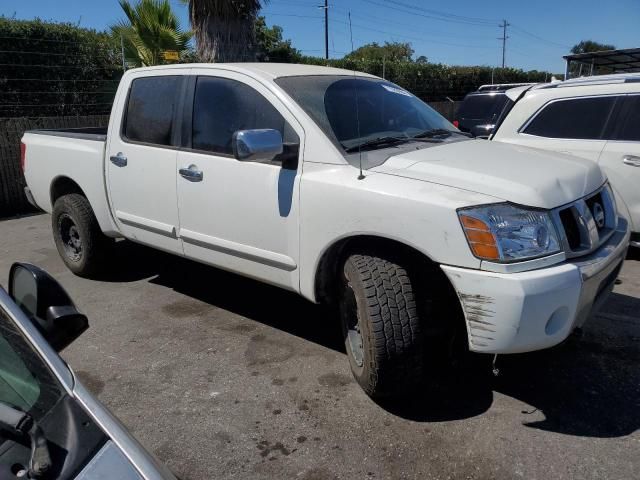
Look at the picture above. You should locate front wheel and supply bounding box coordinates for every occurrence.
[52,194,112,277]
[338,253,425,398]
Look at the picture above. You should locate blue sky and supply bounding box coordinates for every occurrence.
[2,0,638,73]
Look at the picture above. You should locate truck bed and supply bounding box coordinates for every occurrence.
[26,127,107,142]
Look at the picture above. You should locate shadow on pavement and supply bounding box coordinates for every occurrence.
[98,241,639,437]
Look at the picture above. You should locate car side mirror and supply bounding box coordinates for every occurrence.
[9,263,88,352]
[471,124,495,139]
[232,129,284,163]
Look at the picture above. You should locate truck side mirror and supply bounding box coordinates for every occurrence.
[232,129,284,163]
[9,263,88,352]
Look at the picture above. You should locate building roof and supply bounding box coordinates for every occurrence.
[563,48,640,77]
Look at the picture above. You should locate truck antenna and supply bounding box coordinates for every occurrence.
[348,12,365,180]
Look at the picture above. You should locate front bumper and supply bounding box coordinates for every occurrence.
[441,217,629,354]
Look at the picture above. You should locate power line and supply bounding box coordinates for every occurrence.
[332,18,495,49]
[363,0,497,27]
[509,24,571,50]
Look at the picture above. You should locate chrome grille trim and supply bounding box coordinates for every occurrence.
[552,184,617,259]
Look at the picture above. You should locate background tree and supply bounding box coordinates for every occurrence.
[255,16,301,62]
[415,55,428,64]
[182,0,265,62]
[110,0,191,67]
[570,40,616,54]
[344,42,414,62]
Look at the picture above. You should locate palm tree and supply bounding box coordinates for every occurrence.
[111,0,192,67]
[181,0,265,62]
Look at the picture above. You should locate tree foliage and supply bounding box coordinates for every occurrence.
[255,16,301,63]
[345,42,415,62]
[110,0,192,67]
[0,17,122,117]
[570,40,616,54]
[183,0,265,62]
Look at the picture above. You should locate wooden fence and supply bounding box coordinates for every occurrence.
[0,115,109,218]
[0,102,460,218]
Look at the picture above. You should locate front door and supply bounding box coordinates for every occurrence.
[176,73,303,290]
[598,94,640,232]
[106,73,186,254]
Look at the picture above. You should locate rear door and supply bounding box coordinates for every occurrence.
[106,72,187,254]
[513,95,618,161]
[598,94,640,232]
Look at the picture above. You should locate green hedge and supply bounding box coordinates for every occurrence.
[0,17,122,117]
[297,56,554,101]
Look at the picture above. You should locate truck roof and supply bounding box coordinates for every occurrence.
[125,63,378,81]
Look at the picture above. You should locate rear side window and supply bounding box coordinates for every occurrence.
[523,96,616,139]
[123,76,182,146]
[192,76,292,155]
[458,94,508,120]
[613,95,640,141]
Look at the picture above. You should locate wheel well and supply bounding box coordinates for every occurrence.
[314,235,448,304]
[50,177,86,206]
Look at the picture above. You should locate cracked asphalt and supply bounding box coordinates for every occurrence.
[1,214,638,479]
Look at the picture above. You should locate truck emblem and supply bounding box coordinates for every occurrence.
[592,202,605,228]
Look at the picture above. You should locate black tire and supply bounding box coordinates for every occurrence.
[52,194,112,277]
[338,253,425,398]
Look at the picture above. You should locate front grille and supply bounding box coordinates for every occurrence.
[554,184,617,258]
[559,208,581,249]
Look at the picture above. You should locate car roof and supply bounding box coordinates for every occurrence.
[125,62,379,81]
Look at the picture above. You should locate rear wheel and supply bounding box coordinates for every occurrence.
[52,194,112,277]
[338,253,425,397]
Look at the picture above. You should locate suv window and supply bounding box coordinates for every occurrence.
[192,76,294,155]
[523,96,616,139]
[613,95,640,141]
[123,76,182,146]
[458,93,508,120]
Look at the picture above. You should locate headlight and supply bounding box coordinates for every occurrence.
[458,203,561,262]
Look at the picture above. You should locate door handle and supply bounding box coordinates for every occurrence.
[622,155,640,167]
[179,164,203,182]
[109,152,127,167]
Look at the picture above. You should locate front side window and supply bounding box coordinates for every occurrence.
[613,95,640,141]
[192,76,294,155]
[123,76,182,146]
[523,96,617,139]
[0,306,62,431]
[275,75,456,153]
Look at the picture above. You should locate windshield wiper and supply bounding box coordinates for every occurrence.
[413,128,470,139]
[344,136,411,153]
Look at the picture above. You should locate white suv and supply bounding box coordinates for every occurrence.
[491,73,640,247]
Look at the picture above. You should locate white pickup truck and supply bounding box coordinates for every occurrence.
[21,64,629,398]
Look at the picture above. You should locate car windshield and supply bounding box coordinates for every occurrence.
[0,301,62,429]
[275,75,458,153]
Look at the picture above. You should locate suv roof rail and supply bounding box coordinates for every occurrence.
[538,73,640,89]
[477,83,536,92]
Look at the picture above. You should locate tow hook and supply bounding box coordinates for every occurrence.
[491,354,500,377]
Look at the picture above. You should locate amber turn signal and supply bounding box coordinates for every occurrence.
[459,214,500,260]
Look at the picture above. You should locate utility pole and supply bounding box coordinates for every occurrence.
[499,19,510,68]
[324,0,329,60]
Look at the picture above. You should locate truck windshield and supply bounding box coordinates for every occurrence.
[275,75,457,154]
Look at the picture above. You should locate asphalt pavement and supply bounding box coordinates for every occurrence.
[1,214,638,480]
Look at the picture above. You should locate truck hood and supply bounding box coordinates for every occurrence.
[371,139,605,209]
